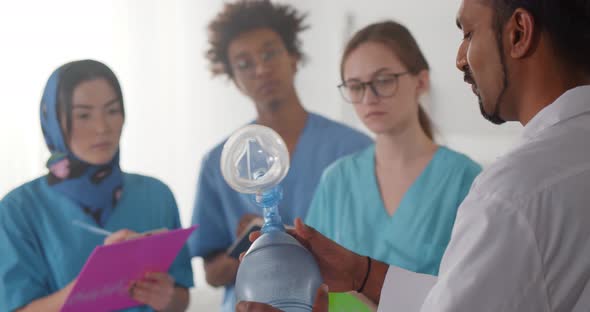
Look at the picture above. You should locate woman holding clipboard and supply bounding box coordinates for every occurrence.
[0,60,193,312]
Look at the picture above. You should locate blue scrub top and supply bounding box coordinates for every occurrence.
[0,174,194,312]
[306,145,482,275]
[188,112,372,312]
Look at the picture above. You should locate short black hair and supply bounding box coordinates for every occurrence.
[206,0,309,78]
[491,0,590,73]
[57,60,124,138]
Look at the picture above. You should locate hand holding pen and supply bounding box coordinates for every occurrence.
[71,220,167,244]
[71,220,177,310]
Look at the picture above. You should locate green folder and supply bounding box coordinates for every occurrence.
[329,292,372,312]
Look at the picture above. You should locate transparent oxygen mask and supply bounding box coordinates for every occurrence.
[220,124,290,233]
[220,124,323,312]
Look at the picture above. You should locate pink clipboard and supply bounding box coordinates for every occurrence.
[61,226,197,312]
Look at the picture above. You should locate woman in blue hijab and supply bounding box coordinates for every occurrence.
[0,60,193,312]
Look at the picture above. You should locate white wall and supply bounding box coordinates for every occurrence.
[0,1,524,310]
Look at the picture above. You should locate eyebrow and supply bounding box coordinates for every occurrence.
[231,40,280,60]
[373,68,395,76]
[72,104,92,109]
[103,98,120,107]
[262,40,278,48]
[233,51,249,60]
[72,98,120,109]
[344,67,397,83]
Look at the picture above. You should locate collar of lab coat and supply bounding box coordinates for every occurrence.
[523,85,590,140]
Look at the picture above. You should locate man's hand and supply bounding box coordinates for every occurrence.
[247,218,366,292]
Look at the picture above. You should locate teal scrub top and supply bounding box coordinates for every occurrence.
[306,145,481,275]
[0,173,194,312]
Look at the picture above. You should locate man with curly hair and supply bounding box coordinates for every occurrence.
[187,1,372,311]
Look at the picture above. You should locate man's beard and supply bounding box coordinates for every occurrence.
[267,99,282,112]
[256,98,283,113]
[464,24,511,125]
[483,18,511,125]
[478,83,506,125]
[463,67,506,125]
[466,63,507,126]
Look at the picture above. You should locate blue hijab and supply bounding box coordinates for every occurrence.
[40,60,124,226]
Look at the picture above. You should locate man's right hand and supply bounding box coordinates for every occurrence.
[247,218,366,293]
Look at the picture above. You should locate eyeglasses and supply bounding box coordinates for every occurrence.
[338,72,409,104]
[231,47,284,79]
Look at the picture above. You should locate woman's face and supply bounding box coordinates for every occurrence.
[342,41,428,135]
[62,78,123,165]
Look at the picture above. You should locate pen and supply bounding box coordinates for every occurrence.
[72,220,113,236]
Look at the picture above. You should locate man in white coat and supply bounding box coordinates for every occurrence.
[237,0,590,311]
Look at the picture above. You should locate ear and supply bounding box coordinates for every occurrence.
[507,8,536,59]
[415,69,430,96]
[232,76,246,94]
[289,53,300,74]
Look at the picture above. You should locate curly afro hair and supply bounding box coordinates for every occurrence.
[206,0,309,78]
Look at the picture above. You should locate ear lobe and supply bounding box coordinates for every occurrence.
[509,9,536,59]
[285,50,301,73]
[416,70,430,95]
[291,56,299,73]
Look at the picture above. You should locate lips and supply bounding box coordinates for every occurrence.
[92,142,112,150]
[464,73,479,96]
[463,72,475,85]
[365,111,387,119]
[257,80,279,95]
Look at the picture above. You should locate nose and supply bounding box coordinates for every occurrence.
[456,41,468,72]
[361,84,380,106]
[95,113,111,134]
[254,60,272,78]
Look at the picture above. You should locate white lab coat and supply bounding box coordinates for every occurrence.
[379,86,590,312]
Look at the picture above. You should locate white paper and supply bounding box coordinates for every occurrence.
[377,266,437,312]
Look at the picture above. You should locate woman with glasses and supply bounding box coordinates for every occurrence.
[305,21,481,311]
